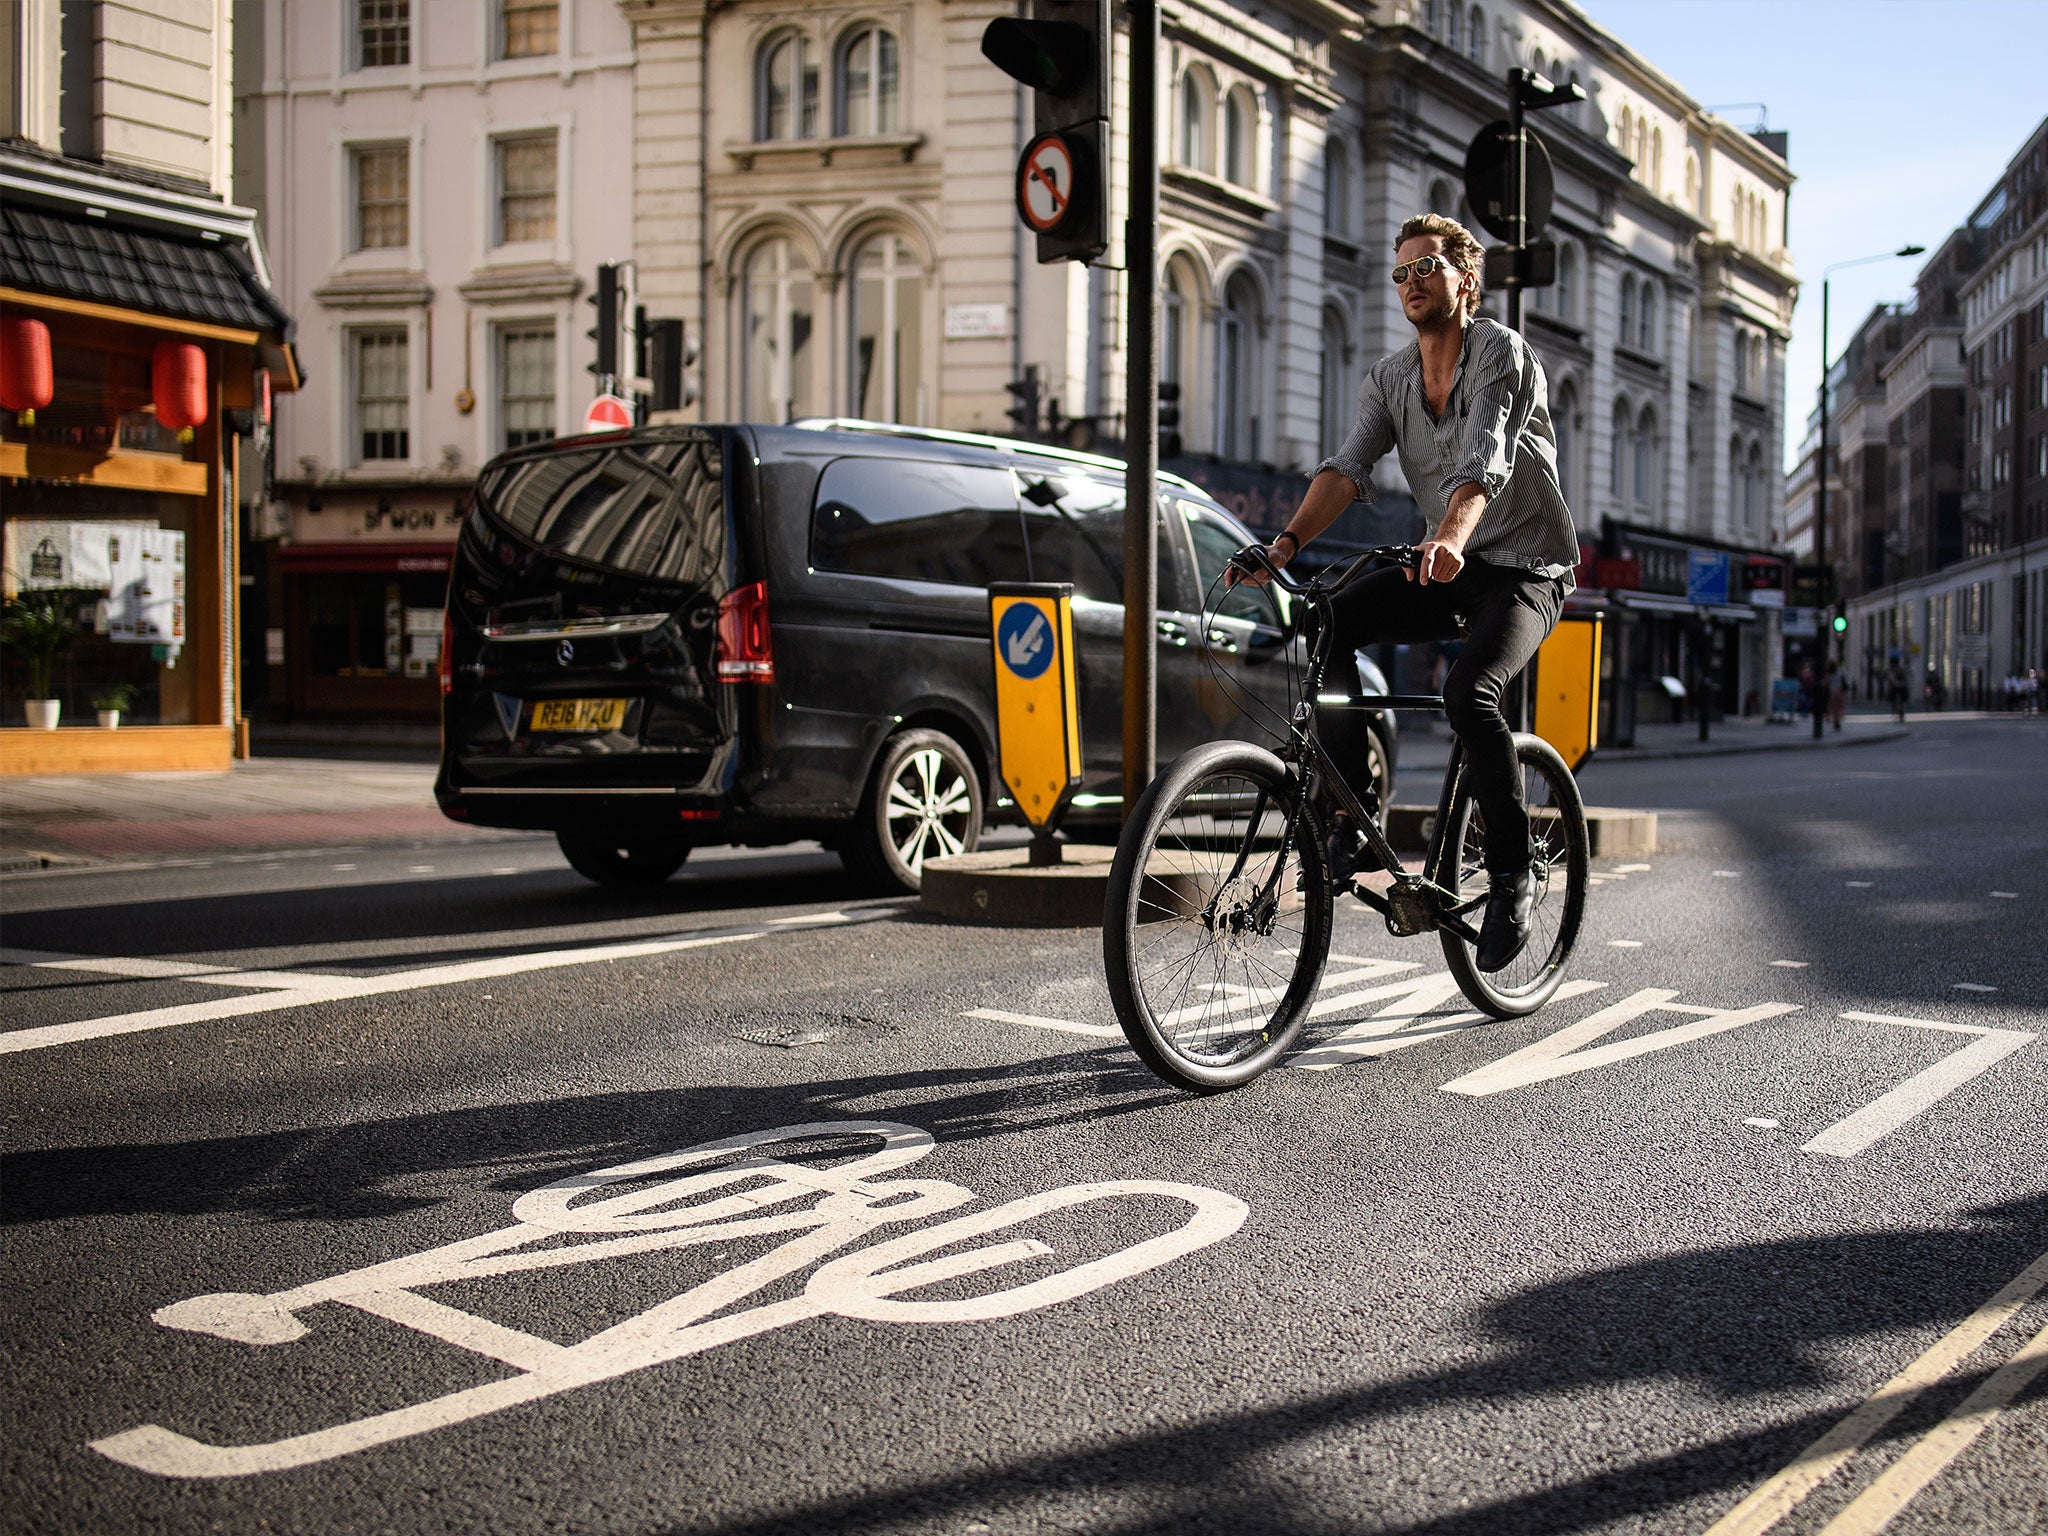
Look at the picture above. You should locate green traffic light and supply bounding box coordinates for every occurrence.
[1832,615,1848,633]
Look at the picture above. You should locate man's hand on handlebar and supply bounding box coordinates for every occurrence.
[1409,538,1465,585]
[1225,541,1288,588]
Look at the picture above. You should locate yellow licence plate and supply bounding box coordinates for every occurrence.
[530,698,628,733]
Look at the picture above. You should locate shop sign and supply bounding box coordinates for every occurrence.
[1617,536,1690,595]
[1745,555,1787,607]
[4,520,143,594]
[291,498,465,545]
[1686,550,1731,607]
[1782,607,1819,638]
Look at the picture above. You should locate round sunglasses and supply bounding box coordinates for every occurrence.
[1391,254,1457,284]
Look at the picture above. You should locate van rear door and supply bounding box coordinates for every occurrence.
[444,431,736,785]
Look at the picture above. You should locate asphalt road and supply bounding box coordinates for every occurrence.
[4,717,2044,1536]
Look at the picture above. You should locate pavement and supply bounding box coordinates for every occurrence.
[0,706,1980,877]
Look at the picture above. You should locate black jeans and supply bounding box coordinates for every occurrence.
[1318,558,1566,873]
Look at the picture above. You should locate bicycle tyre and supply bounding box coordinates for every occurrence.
[1435,733,1588,1018]
[1104,741,1333,1092]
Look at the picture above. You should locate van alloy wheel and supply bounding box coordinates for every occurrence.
[844,727,983,893]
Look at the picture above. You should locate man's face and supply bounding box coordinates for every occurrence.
[1395,235,1469,331]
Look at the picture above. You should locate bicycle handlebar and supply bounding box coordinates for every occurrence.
[1227,543,1420,598]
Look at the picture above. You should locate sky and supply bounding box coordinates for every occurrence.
[1569,0,2047,471]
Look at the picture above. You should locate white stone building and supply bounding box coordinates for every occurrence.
[234,0,634,722]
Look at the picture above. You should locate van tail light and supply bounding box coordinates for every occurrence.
[438,609,454,695]
[715,581,775,683]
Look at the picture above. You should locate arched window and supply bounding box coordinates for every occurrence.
[1428,177,1455,217]
[1638,279,1657,354]
[1323,137,1350,236]
[1553,379,1579,502]
[1531,49,1547,80]
[741,236,815,421]
[1635,120,1649,176]
[1650,127,1663,194]
[1423,0,1440,37]
[1445,3,1459,51]
[1611,399,1630,499]
[836,26,899,137]
[1468,8,1485,64]
[1178,70,1213,174]
[1320,308,1349,459]
[1617,105,1633,158]
[1224,87,1255,188]
[1619,274,1636,348]
[1746,443,1765,531]
[849,232,922,423]
[1217,273,1260,463]
[1633,405,1657,505]
[757,32,818,142]
[1556,241,1577,323]
[1163,260,1194,446]
[1684,152,1699,214]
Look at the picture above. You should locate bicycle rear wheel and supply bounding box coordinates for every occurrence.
[1104,742,1332,1092]
[1435,733,1588,1018]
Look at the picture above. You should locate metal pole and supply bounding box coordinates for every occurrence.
[1814,276,1829,738]
[1506,69,1525,334]
[1121,0,1159,818]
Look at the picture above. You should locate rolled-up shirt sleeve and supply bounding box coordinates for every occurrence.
[1440,326,1532,503]
[1311,364,1395,503]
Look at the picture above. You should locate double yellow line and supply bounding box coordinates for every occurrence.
[1705,1245,2048,1535]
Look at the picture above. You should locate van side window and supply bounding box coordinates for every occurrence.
[1183,502,1282,627]
[811,457,1026,587]
[1017,472,1189,609]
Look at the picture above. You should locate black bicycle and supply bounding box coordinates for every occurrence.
[1103,544,1590,1092]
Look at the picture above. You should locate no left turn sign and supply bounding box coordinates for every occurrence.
[1018,133,1076,234]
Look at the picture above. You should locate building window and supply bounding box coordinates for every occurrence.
[495,133,557,245]
[1224,88,1255,188]
[1684,153,1700,214]
[849,233,923,423]
[742,237,815,422]
[1320,309,1348,459]
[354,329,410,463]
[1638,280,1657,354]
[1178,71,1213,173]
[351,144,408,251]
[1428,178,1454,217]
[1611,399,1629,498]
[498,326,555,450]
[1444,3,1460,50]
[1164,262,1192,444]
[356,0,409,69]
[1556,242,1576,323]
[1734,328,1751,393]
[1217,274,1260,463]
[837,27,900,137]
[1553,380,1578,502]
[499,0,558,60]
[1633,406,1656,505]
[1619,275,1635,348]
[758,33,819,142]
[1468,7,1486,64]
[1324,137,1350,236]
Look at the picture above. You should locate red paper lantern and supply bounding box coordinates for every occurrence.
[152,339,209,433]
[1,315,55,424]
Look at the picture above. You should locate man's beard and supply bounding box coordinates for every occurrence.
[1407,291,1463,332]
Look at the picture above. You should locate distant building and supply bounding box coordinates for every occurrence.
[2,0,296,774]
[1841,113,2048,705]
[234,0,634,725]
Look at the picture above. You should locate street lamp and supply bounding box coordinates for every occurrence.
[1813,243,1924,737]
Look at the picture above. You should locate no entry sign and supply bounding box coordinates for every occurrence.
[584,394,632,434]
[1018,133,1077,235]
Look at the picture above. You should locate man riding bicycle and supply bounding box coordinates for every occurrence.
[1233,213,1578,972]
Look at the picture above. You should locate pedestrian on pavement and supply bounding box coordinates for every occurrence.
[1886,660,1910,722]
[1827,662,1849,731]
[1799,661,1818,721]
[1231,212,1577,973]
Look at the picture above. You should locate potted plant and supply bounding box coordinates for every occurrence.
[1,591,75,729]
[92,681,136,729]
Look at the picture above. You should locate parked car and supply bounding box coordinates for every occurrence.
[435,420,1396,890]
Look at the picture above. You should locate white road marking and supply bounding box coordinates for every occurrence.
[1614,863,1652,873]
[1845,880,1874,888]
[1293,978,1603,1071]
[1607,939,1644,948]
[964,1009,1118,1039]
[1951,982,1998,992]
[491,867,519,875]
[409,865,435,873]
[1700,1244,2048,1536]
[1744,1118,1780,1129]
[1989,891,2017,898]
[1713,870,1742,878]
[331,864,356,871]
[1440,990,1800,1097]
[1802,1014,2037,1158]
[90,1121,1248,1477]
[0,912,873,1056]
[1770,960,1809,968]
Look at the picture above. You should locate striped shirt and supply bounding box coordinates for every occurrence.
[1314,317,1579,585]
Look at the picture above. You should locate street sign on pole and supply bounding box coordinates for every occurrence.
[1463,120,1555,242]
[583,394,632,434]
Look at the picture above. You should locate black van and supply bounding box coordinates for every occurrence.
[434,420,1395,890]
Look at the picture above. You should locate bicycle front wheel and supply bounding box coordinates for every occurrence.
[1104,742,1332,1092]
[1436,733,1589,1018]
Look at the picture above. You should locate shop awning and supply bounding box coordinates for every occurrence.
[0,201,293,338]
[1606,590,1759,622]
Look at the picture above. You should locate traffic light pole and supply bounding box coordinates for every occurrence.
[1507,72,1526,334]
[1815,274,1830,739]
[1121,0,1159,817]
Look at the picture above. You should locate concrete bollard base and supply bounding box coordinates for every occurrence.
[920,843,1118,927]
[1383,804,1657,858]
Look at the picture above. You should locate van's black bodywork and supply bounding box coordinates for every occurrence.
[435,422,1395,880]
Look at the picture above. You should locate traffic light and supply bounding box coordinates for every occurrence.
[1005,366,1042,437]
[981,0,1110,264]
[585,264,621,387]
[1832,613,1849,635]
[1158,381,1182,458]
[639,315,697,412]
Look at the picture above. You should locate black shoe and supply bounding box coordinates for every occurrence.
[1475,865,1538,972]
[1326,816,1366,890]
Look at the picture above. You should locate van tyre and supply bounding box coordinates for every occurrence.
[843,727,982,893]
[556,832,691,888]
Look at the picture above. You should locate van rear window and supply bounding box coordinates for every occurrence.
[811,457,1027,587]
[473,435,726,584]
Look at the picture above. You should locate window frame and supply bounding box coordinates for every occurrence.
[493,130,560,248]
[496,321,558,452]
[353,0,410,71]
[350,325,413,467]
[350,141,410,253]
[758,30,821,143]
[835,25,901,138]
[497,0,559,61]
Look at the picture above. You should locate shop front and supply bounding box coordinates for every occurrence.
[1,155,296,773]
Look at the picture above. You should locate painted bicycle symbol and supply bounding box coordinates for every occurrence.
[93,1120,1247,1477]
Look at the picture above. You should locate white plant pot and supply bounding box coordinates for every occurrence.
[97,709,122,729]
[24,699,60,729]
